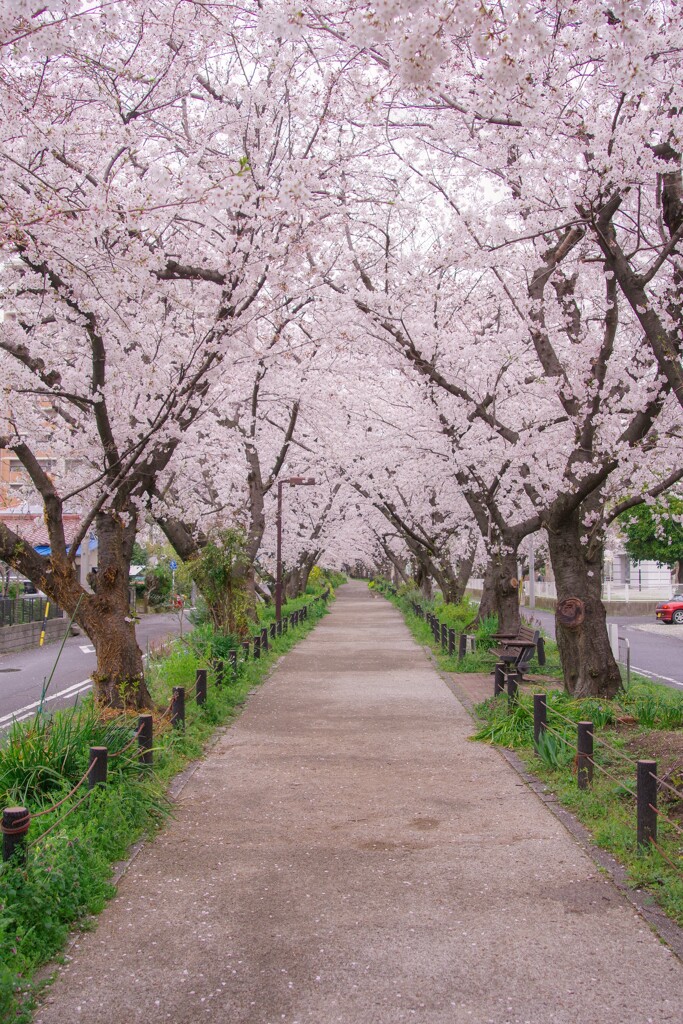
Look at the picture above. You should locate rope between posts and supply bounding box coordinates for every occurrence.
[28,788,94,849]
[590,733,640,767]
[30,761,95,819]
[547,707,585,728]
[649,837,683,879]
[585,757,637,798]
[542,722,574,746]
[109,723,145,759]
[650,772,683,803]
[648,803,683,837]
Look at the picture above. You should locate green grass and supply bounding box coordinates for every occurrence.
[0,589,331,1022]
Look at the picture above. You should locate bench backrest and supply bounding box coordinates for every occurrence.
[518,625,538,644]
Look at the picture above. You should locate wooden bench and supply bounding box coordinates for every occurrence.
[491,624,544,692]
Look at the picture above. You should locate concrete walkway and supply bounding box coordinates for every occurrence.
[36,582,683,1024]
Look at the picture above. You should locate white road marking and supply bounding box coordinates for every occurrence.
[79,644,96,654]
[0,650,153,730]
[0,678,93,728]
[629,665,683,689]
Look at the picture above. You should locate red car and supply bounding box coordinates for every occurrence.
[655,594,683,624]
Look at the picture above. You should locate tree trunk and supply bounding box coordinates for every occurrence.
[547,509,622,698]
[414,561,433,600]
[1,505,151,709]
[438,539,476,606]
[80,511,151,709]
[474,550,520,633]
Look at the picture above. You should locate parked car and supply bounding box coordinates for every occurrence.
[655,592,683,624]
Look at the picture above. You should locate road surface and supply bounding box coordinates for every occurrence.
[527,606,683,690]
[0,612,184,729]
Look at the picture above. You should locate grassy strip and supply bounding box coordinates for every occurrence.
[0,590,331,1022]
[378,582,683,928]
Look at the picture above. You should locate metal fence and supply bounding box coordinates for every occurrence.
[0,597,64,629]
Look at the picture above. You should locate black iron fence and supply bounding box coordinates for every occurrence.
[0,597,64,629]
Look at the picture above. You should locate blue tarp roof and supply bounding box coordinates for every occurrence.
[34,537,98,557]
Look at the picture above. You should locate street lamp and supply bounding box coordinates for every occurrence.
[276,476,316,622]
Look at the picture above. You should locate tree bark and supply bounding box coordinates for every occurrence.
[79,510,151,708]
[474,550,520,633]
[546,508,622,698]
[438,536,477,605]
[1,510,151,709]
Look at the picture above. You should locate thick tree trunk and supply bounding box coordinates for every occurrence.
[438,539,476,606]
[547,510,622,698]
[414,561,433,600]
[474,551,520,633]
[80,511,151,709]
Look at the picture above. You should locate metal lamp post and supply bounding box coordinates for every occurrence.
[276,477,316,623]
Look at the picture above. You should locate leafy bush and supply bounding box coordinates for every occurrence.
[145,563,172,606]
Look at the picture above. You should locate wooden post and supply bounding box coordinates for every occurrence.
[577,721,593,789]
[2,807,29,863]
[88,746,108,788]
[196,668,207,705]
[138,714,153,767]
[171,687,185,729]
[637,760,657,848]
[533,693,547,747]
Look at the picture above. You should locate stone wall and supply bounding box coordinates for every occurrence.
[0,618,70,655]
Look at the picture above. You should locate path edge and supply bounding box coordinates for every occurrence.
[426,645,683,962]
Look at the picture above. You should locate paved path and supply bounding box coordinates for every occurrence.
[36,583,683,1024]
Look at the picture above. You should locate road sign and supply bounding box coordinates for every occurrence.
[169,559,178,570]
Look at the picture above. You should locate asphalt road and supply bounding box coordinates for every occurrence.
[527,606,683,691]
[0,612,184,730]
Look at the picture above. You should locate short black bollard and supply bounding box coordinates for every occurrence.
[458,633,467,660]
[196,668,207,706]
[270,622,277,639]
[494,663,505,696]
[448,628,455,656]
[577,721,593,790]
[283,618,288,634]
[533,693,547,747]
[215,659,225,687]
[440,623,447,650]
[253,634,261,660]
[277,619,283,637]
[506,671,518,709]
[637,759,658,848]
[229,649,238,678]
[241,640,250,660]
[138,714,153,767]
[171,686,185,729]
[88,746,108,788]
[261,627,269,653]
[2,806,30,863]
